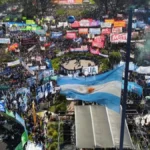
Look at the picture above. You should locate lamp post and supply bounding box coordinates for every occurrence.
[119,5,133,150]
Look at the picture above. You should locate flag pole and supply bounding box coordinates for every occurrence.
[119,7,133,150]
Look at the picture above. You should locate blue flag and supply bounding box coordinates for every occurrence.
[0,101,5,112]
[45,59,53,69]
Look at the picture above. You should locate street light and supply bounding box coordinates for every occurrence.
[119,2,134,150]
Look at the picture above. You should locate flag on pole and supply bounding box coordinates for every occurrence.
[57,66,124,112]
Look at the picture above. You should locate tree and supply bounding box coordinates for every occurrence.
[109,51,121,67]
[94,0,131,14]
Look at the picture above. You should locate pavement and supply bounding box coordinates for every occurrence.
[62,59,95,70]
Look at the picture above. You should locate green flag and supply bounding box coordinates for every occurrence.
[15,142,23,150]
[21,131,28,147]
[6,109,15,118]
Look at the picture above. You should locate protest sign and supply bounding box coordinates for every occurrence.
[110,33,127,43]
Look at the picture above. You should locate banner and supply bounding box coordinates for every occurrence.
[39,36,46,42]
[67,0,75,4]
[82,66,98,75]
[75,0,83,3]
[105,19,114,24]
[7,59,20,67]
[42,69,55,78]
[29,66,39,71]
[66,32,77,39]
[71,21,80,28]
[114,21,126,27]
[101,28,111,35]
[90,20,100,27]
[101,22,112,28]
[110,33,127,43]
[70,45,88,52]
[94,35,105,42]
[78,28,88,34]
[36,81,53,101]
[0,38,10,44]
[92,41,104,48]
[89,28,101,35]
[79,19,90,27]
[51,32,63,38]
[22,61,35,75]
[112,27,122,33]
[21,38,38,45]
[26,20,35,25]
[90,47,100,55]
[28,45,36,52]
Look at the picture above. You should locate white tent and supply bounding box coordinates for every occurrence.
[75,106,135,149]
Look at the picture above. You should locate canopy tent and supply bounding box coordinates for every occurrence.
[75,106,134,149]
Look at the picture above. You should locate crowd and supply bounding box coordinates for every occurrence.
[0,4,149,149]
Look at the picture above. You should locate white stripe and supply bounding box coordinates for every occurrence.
[60,81,122,97]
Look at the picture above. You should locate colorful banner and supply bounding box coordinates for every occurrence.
[79,19,90,27]
[92,41,104,48]
[36,81,53,101]
[110,33,127,43]
[90,47,100,55]
[90,20,100,27]
[94,35,105,42]
[89,28,101,35]
[101,22,112,28]
[71,21,80,28]
[66,32,77,39]
[113,21,126,27]
[70,45,88,52]
[75,0,82,3]
[101,28,111,35]
[0,38,10,44]
[105,19,114,24]
[51,32,63,38]
[112,27,122,33]
[78,28,88,34]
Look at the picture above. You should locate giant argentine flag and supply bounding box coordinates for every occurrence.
[57,66,124,113]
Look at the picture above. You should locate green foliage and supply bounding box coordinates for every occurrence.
[101,49,108,55]
[49,142,57,150]
[109,51,121,66]
[51,57,61,71]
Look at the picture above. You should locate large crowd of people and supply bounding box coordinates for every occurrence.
[0,2,149,150]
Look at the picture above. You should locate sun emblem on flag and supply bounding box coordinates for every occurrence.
[87,87,95,93]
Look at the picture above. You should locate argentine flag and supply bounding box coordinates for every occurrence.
[57,66,124,113]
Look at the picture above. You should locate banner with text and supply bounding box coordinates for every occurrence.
[110,33,127,43]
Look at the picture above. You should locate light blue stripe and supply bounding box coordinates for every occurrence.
[61,90,120,113]
[57,66,124,86]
